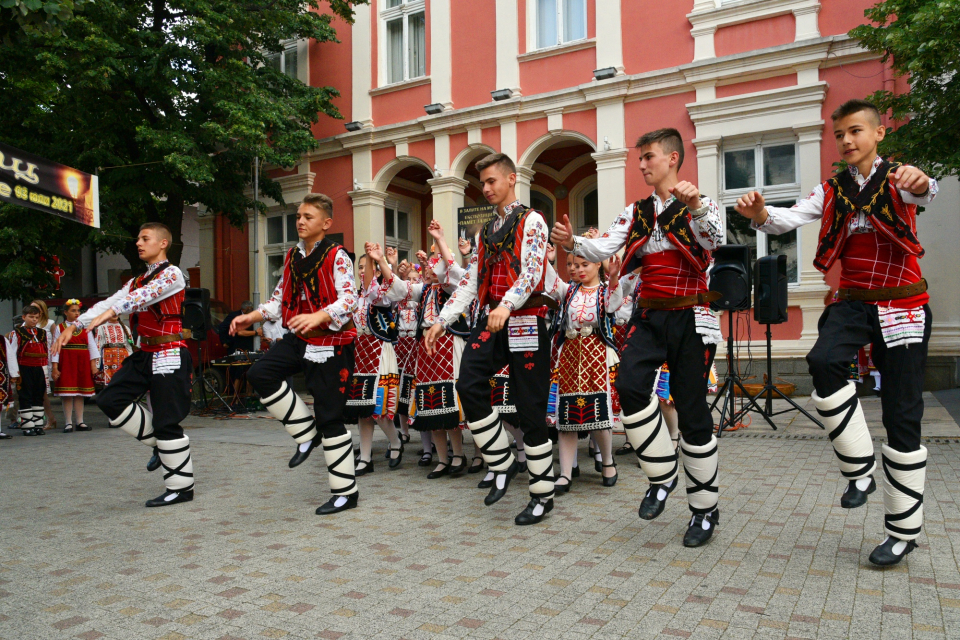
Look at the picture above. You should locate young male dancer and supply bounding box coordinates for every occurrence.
[53,223,194,507]
[7,305,50,437]
[552,128,724,547]
[232,193,360,515]
[425,153,556,526]
[736,99,938,566]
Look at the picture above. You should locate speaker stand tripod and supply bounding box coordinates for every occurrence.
[711,310,774,437]
[742,324,824,429]
[190,341,234,414]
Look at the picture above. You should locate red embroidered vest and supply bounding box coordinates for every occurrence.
[131,262,186,352]
[58,323,90,351]
[475,206,546,313]
[620,197,712,278]
[15,326,48,367]
[279,238,355,345]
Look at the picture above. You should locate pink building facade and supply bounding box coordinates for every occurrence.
[197,0,960,389]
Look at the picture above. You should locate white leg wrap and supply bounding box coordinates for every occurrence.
[157,436,195,492]
[322,432,358,497]
[524,441,555,501]
[261,382,317,444]
[622,400,678,485]
[680,436,719,514]
[467,412,515,472]
[813,382,876,480]
[881,443,926,541]
[110,404,157,447]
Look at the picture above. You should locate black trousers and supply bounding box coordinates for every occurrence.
[18,366,46,410]
[247,333,354,440]
[456,314,551,448]
[616,308,717,447]
[807,301,931,453]
[96,349,193,440]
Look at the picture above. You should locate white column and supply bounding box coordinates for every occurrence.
[500,120,518,162]
[793,121,829,351]
[692,135,722,209]
[435,134,450,176]
[793,5,821,41]
[595,0,624,74]
[430,0,454,110]
[495,0,521,96]
[691,26,716,61]
[516,166,535,205]
[428,176,468,239]
[349,189,389,258]
[352,4,373,127]
[592,149,629,230]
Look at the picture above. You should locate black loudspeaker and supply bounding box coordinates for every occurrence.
[709,245,752,311]
[182,287,211,339]
[754,255,788,324]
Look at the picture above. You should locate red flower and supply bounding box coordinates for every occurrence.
[479,331,491,342]
[524,363,535,370]
[339,387,346,394]
[524,351,533,358]
[472,343,480,349]
[339,369,349,382]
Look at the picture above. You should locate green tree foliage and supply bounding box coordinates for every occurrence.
[0,0,88,43]
[0,0,359,301]
[851,0,960,178]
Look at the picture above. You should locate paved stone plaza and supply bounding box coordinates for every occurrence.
[3,392,960,640]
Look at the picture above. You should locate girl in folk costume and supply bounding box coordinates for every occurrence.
[51,300,100,432]
[736,99,939,567]
[371,223,471,478]
[347,253,402,475]
[385,247,415,449]
[94,316,134,387]
[546,252,624,491]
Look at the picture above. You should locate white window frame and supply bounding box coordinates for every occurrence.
[264,41,300,79]
[568,174,598,234]
[532,0,588,51]
[263,208,300,293]
[719,134,802,284]
[384,198,415,264]
[379,0,427,87]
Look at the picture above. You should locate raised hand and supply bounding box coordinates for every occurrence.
[734,191,767,222]
[416,249,428,266]
[427,219,444,240]
[398,260,410,279]
[893,165,931,195]
[669,181,702,210]
[458,237,472,256]
[583,227,599,239]
[550,214,575,251]
[545,242,556,263]
[385,245,398,267]
[365,242,384,262]
[607,254,622,288]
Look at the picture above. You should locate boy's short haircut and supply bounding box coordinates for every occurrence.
[831,99,882,126]
[22,304,40,316]
[139,222,173,245]
[302,193,334,217]
[475,153,517,176]
[636,128,685,169]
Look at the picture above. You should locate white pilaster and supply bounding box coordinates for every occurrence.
[500,120,518,161]
[435,134,450,176]
[793,121,829,350]
[692,26,717,61]
[692,136,722,210]
[351,3,373,126]
[595,0,624,74]
[349,189,389,259]
[793,5,821,41]
[546,109,564,133]
[592,149,629,230]
[428,176,469,240]
[516,166,535,205]
[495,0,521,96]
[430,0,454,110]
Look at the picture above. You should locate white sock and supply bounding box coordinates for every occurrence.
[482,471,494,483]
[855,477,873,491]
[531,500,545,517]
[495,473,507,490]
[164,492,179,502]
[655,477,676,502]
[890,537,908,555]
[299,442,311,453]
[333,496,348,508]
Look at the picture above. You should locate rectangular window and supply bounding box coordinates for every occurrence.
[385,202,413,264]
[382,0,426,85]
[537,0,587,49]
[267,216,284,245]
[721,138,801,284]
[265,44,298,79]
[267,254,285,295]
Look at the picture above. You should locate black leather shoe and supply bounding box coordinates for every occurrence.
[518,460,528,474]
[468,456,485,474]
[388,444,404,469]
[418,451,433,467]
[289,437,320,468]
[515,498,553,526]
[355,459,374,476]
[427,462,450,479]
[683,510,719,547]
[841,476,876,509]
[75,422,91,432]
[147,447,161,472]
[477,473,495,489]
[869,536,918,566]
[601,463,618,487]
[145,489,194,508]
[571,465,580,478]
[484,460,520,506]
[448,455,467,476]
[554,475,572,494]
[615,442,635,456]
[316,492,359,515]
[638,478,676,520]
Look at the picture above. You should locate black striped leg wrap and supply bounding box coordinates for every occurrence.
[110,403,157,447]
[622,400,678,485]
[680,436,719,515]
[156,436,195,493]
[468,412,515,472]
[261,382,317,444]
[813,383,876,480]
[322,433,358,496]
[524,441,555,501]
[881,444,926,541]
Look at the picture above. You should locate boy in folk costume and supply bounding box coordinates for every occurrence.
[552,128,725,547]
[232,194,361,515]
[736,99,938,566]
[53,224,195,507]
[7,305,51,437]
[425,153,557,526]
